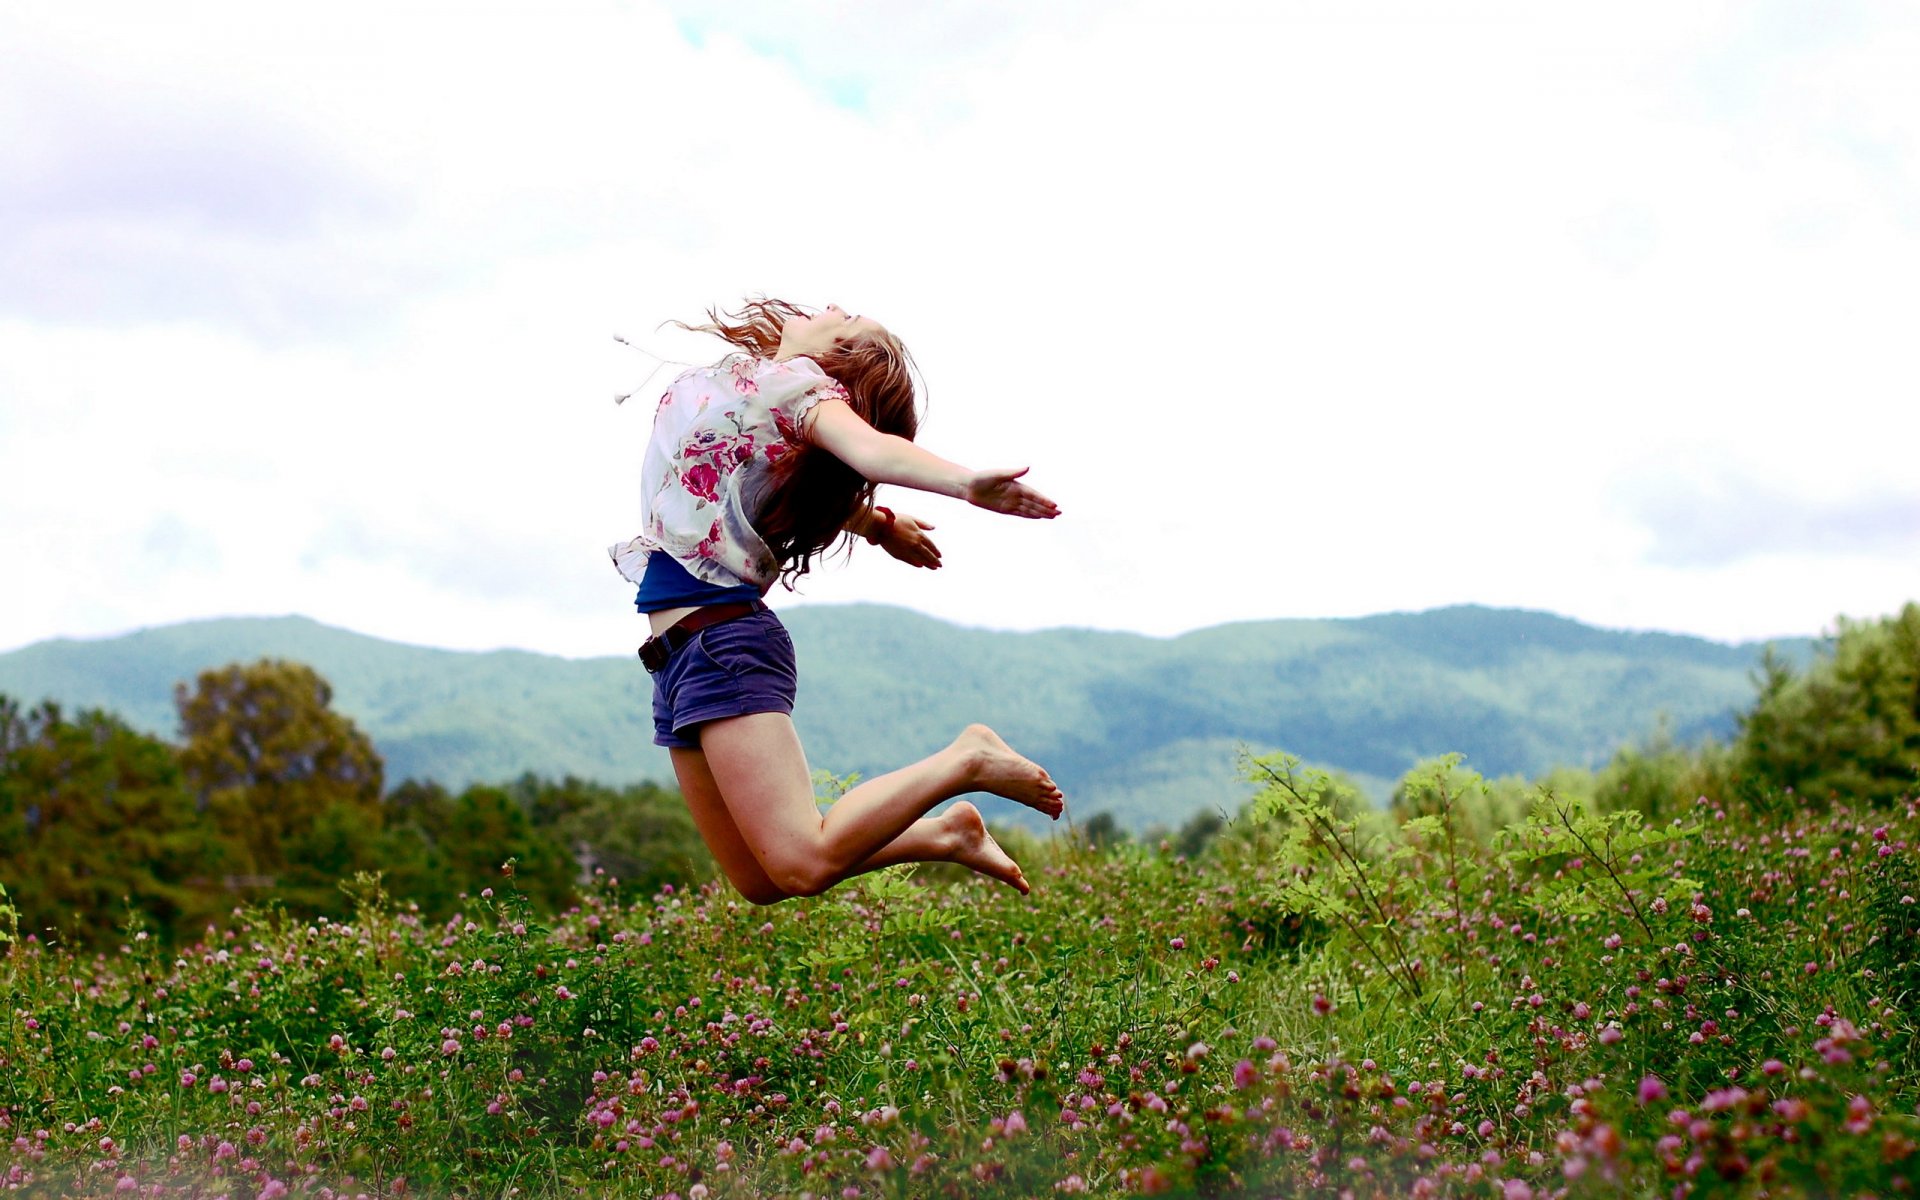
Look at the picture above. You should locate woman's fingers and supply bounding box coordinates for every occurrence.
[883,517,944,568]
[968,467,1060,517]
[1012,486,1059,517]
[916,528,943,567]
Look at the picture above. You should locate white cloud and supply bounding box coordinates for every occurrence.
[1615,462,1920,567]
[1,0,1917,660]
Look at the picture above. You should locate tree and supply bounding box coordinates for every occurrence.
[375,779,460,917]
[1736,604,1920,807]
[443,784,575,911]
[175,660,384,908]
[1174,807,1226,859]
[1081,810,1129,851]
[0,696,225,944]
[512,774,707,900]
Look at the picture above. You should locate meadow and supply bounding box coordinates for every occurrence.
[3,761,1916,1198]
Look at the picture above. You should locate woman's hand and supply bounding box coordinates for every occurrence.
[965,467,1060,519]
[880,514,943,569]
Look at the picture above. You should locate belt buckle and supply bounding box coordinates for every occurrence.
[638,636,670,673]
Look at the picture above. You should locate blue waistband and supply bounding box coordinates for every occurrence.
[634,551,762,613]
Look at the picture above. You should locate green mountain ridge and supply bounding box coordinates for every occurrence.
[0,605,1817,831]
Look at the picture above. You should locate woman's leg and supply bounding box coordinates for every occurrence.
[692,712,1062,899]
[672,747,1029,901]
[845,797,1032,891]
[670,747,792,906]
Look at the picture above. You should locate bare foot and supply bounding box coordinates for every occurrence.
[954,724,1065,820]
[945,800,1030,894]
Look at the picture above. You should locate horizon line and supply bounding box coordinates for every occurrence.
[0,600,1843,662]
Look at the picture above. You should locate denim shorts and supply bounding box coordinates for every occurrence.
[649,608,798,749]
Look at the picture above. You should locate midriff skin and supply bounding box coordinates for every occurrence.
[647,605,703,638]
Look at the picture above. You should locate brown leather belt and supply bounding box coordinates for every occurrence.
[638,600,767,673]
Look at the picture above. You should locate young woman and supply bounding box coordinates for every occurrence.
[610,299,1064,904]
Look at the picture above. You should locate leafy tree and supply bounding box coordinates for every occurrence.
[1736,604,1920,807]
[443,784,576,911]
[386,777,459,844]
[175,660,384,911]
[0,696,224,944]
[565,785,704,901]
[376,779,460,917]
[1173,806,1226,859]
[512,771,599,831]
[507,773,707,902]
[1080,810,1129,851]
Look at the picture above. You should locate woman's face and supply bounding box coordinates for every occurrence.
[777,304,887,360]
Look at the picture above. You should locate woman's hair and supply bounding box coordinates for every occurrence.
[676,297,920,586]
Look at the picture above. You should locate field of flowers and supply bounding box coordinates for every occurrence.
[4,770,1919,1198]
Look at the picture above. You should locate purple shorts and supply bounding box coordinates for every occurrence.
[650,608,798,749]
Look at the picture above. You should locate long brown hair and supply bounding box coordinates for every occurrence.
[675,297,920,586]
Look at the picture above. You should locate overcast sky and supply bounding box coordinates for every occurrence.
[4,0,1917,658]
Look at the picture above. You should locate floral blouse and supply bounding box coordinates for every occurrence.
[608,353,850,591]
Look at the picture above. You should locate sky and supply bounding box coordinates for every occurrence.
[3,0,1917,659]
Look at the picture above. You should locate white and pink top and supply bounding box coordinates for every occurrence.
[608,353,851,592]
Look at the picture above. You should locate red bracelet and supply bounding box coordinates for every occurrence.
[865,506,895,544]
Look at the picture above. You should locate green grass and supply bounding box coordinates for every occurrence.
[3,782,1917,1197]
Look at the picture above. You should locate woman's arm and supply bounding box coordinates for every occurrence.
[845,506,943,569]
[807,399,1060,518]
[809,399,968,497]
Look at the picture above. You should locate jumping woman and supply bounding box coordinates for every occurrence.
[610,299,1065,904]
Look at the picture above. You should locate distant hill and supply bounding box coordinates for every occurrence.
[0,606,1816,831]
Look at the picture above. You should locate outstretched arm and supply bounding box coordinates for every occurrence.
[806,399,1061,519]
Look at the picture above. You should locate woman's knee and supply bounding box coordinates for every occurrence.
[761,852,832,899]
[709,855,794,905]
[734,878,792,906]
